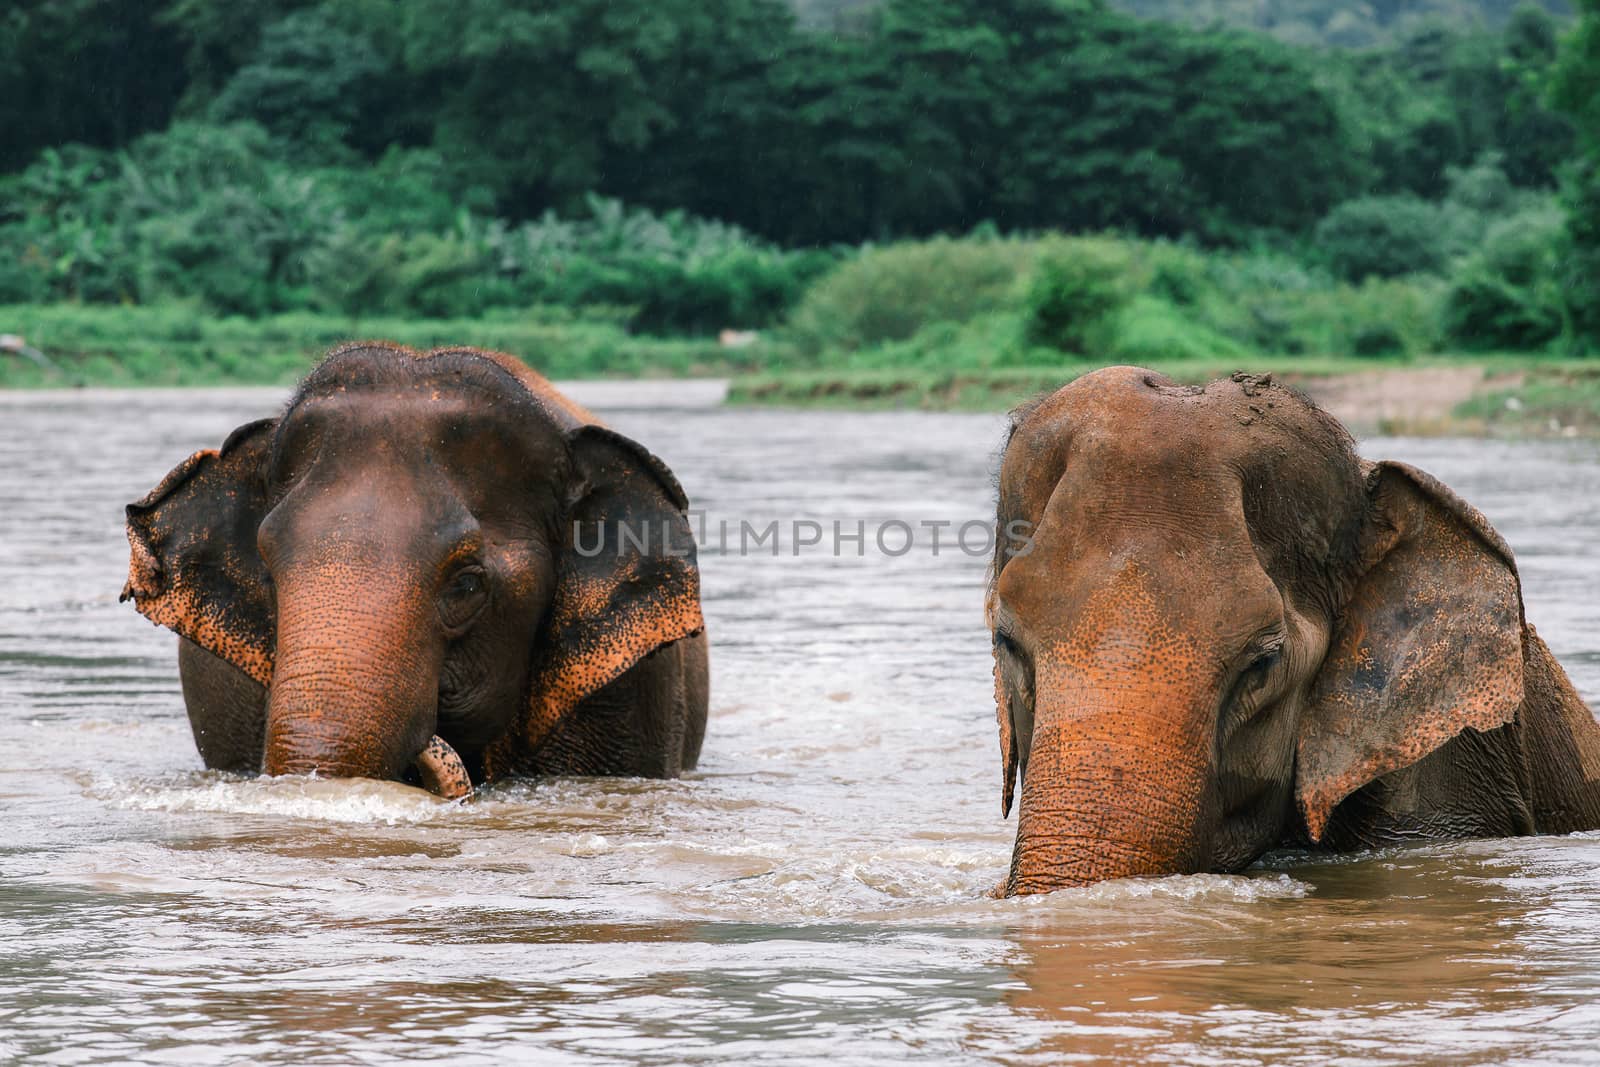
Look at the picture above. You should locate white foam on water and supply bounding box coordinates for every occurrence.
[1001,870,1312,911]
[565,832,613,857]
[686,862,1312,925]
[92,772,465,825]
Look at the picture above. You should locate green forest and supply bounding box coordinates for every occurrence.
[2,0,1600,400]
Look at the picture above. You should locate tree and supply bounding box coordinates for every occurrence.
[0,0,188,172]
[207,8,386,159]
[395,0,800,223]
[1552,0,1600,345]
[1497,3,1577,186]
[992,6,1357,240]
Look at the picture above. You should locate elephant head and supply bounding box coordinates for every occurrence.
[122,343,703,795]
[989,366,1529,894]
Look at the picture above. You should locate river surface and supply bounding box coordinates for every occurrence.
[4,382,1600,1065]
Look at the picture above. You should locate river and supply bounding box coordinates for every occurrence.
[4,382,1600,1065]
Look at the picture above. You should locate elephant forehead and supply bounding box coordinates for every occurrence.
[1012,368,1286,468]
[1003,367,1355,529]
[296,342,594,421]
[278,388,569,479]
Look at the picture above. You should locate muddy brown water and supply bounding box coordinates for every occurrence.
[4,383,1600,1066]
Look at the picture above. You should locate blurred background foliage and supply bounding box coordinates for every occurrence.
[1,0,1599,380]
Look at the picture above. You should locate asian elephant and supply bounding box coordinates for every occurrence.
[988,365,1600,895]
[122,342,708,798]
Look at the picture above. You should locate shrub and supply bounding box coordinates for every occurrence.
[1145,242,1211,306]
[484,197,833,334]
[1286,277,1447,356]
[1350,321,1408,356]
[1022,238,1138,355]
[1107,296,1252,363]
[0,123,344,314]
[1443,207,1568,350]
[0,136,823,329]
[812,312,1038,372]
[1313,195,1456,281]
[0,303,742,388]
[1559,159,1600,351]
[785,237,1033,353]
[308,230,493,317]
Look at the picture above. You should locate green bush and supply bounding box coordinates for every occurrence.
[785,237,1033,353]
[1443,206,1568,350]
[1022,238,1139,355]
[1107,295,1252,363]
[1158,248,1316,354]
[1285,277,1447,356]
[0,303,752,388]
[810,312,1041,372]
[1558,158,1600,351]
[0,134,825,331]
[1313,195,1457,281]
[1350,321,1409,356]
[308,230,493,318]
[1145,242,1211,306]
[490,197,837,334]
[782,231,1457,372]
[0,123,340,314]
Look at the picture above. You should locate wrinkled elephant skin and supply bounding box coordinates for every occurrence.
[988,366,1600,894]
[124,343,709,794]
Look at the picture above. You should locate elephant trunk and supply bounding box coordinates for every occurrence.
[263,564,446,789]
[1005,679,1213,895]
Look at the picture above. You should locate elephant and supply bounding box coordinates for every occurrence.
[121,342,708,797]
[988,365,1600,895]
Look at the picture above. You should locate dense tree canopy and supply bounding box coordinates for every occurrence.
[0,1,188,172]
[1110,0,1571,47]
[1,0,1576,249]
[1553,0,1600,345]
[2,0,1593,354]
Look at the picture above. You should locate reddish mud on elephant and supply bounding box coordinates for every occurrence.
[123,342,709,797]
[988,365,1600,895]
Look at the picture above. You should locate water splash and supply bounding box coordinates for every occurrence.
[92,772,465,825]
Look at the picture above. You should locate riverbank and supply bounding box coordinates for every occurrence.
[5,306,1597,438]
[727,358,1600,438]
[0,304,751,388]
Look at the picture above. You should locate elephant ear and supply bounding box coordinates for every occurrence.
[1296,461,1525,842]
[121,419,278,686]
[504,424,704,763]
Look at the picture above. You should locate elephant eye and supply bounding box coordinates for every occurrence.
[1237,643,1283,694]
[439,566,489,631]
[994,628,1034,676]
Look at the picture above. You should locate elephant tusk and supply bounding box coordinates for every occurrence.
[414,735,473,800]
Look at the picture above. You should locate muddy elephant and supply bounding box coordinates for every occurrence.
[988,365,1600,894]
[122,343,708,797]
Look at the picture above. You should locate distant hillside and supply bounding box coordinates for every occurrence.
[791,0,1572,45]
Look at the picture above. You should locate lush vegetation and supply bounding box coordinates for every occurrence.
[2,0,1580,240]
[773,156,1564,366]
[1078,0,1568,46]
[0,304,744,388]
[799,0,1573,43]
[1552,0,1600,346]
[0,129,831,331]
[2,0,1599,393]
